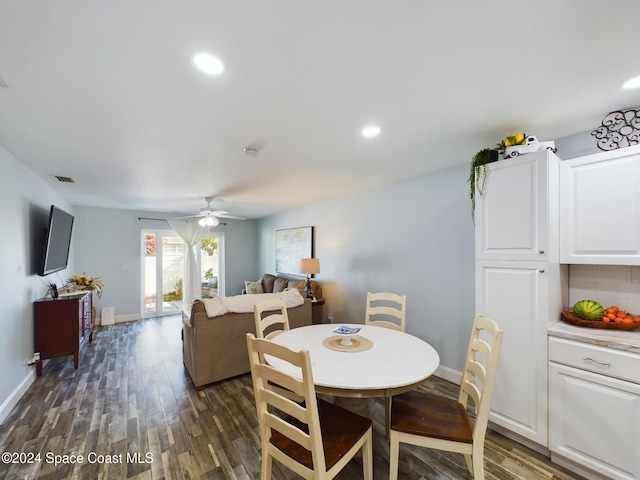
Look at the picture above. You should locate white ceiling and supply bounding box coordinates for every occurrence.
[1,1,639,219]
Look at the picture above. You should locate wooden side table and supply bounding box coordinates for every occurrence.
[311,298,326,324]
[33,291,93,376]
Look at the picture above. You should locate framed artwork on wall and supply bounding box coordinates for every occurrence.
[276,226,314,276]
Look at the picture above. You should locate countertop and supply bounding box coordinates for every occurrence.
[548,320,640,354]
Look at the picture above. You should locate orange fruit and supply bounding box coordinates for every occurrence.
[605,306,619,314]
[602,316,611,323]
[607,313,617,320]
[617,310,627,318]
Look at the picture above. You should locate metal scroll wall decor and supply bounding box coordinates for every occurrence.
[591,107,640,151]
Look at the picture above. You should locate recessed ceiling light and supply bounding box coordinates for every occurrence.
[361,125,381,138]
[191,52,224,75]
[623,75,640,90]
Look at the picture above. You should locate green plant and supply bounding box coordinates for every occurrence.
[468,148,498,224]
[204,268,213,280]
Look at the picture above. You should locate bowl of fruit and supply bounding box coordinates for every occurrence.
[561,299,640,330]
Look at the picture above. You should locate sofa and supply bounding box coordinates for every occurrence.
[182,290,312,388]
[243,273,323,300]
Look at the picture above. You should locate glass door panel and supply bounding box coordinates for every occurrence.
[143,230,185,317]
[199,233,224,298]
[144,232,157,314]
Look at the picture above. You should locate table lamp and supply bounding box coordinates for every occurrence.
[299,258,320,299]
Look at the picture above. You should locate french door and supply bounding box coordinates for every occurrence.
[142,230,225,317]
[142,230,185,317]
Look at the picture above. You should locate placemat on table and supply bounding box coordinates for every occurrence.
[322,335,373,352]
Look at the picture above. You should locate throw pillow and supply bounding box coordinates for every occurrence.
[244,280,264,294]
[273,277,288,293]
[261,273,277,293]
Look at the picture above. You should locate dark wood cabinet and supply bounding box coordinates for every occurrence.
[34,292,93,376]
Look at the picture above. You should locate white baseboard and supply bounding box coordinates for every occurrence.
[434,364,462,385]
[551,453,609,480]
[0,369,36,425]
[96,313,141,325]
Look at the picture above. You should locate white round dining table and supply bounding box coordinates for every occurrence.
[268,323,440,399]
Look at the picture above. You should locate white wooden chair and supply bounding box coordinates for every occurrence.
[365,292,407,332]
[365,291,407,435]
[253,297,305,402]
[254,298,290,339]
[246,333,373,480]
[389,314,504,480]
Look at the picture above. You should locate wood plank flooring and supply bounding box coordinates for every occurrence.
[0,315,585,480]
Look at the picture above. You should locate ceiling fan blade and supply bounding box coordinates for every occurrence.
[216,213,247,220]
[173,214,203,220]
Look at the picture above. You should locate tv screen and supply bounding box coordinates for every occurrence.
[39,205,74,276]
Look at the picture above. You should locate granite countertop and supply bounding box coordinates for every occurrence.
[548,320,640,354]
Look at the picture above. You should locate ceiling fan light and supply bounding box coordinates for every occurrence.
[198,217,207,226]
[206,216,219,226]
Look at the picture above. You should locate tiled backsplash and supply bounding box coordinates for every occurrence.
[568,264,640,314]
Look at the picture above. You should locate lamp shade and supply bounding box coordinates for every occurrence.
[299,258,320,275]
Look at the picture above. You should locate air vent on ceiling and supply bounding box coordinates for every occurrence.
[0,76,7,88]
[54,175,75,183]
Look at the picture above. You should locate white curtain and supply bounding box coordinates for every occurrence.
[168,219,208,305]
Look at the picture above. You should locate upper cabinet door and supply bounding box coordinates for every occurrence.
[475,150,558,261]
[560,145,640,265]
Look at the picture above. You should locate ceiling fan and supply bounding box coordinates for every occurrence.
[174,197,246,226]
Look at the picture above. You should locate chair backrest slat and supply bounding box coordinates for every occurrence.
[247,334,327,474]
[254,298,290,340]
[457,314,503,444]
[365,292,407,332]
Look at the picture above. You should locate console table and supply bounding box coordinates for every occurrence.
[33,291,93,376]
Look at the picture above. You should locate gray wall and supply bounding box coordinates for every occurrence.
[0,124,607,424]
[72,206,259,320]
[0,146,74,423]
[258,164,475,376]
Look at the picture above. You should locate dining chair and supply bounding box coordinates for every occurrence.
[246,333,373,480]
[253,297,305,403]
[254,298,290,339]
[365,291,407,435]
[365,292,407,332]
[388,314,504,480]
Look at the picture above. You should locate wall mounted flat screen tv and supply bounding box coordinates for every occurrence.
[39,205,74,276]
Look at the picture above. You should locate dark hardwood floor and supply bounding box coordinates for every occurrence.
[0,315,585,480]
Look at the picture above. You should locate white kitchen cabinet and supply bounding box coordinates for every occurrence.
[549,337,640,480]
[560,145,640,265]
[475,151,552,261]
[475,150,565,448]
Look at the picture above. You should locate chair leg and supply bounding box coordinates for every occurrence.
[261,447,272,480]
[463,453,473,474]
[389,431,400,480]
[384,395,392,438]
[471,452,484,480]
[362,430,373,480]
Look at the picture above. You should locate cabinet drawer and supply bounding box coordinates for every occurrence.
[549,336,640,384]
